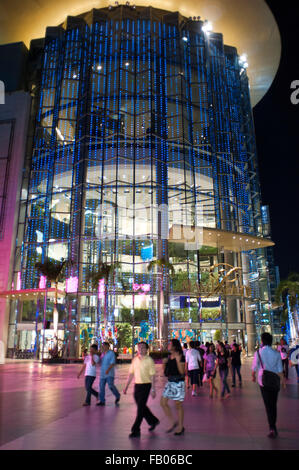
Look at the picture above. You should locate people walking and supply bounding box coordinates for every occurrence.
[277,338,289,380]
[185,341,202,396]
[96,342,120,406]
[77,344,100,406]
[231,343,242,387]
[289,340,299,383]
[216,343,231,399]
[252,332,284,438]
[160,339,186,435]
[196,341,205,386]
[203,343,218,398]
[123,342,159,438]
[183,343,190,388]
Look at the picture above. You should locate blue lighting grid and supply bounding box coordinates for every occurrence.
[182,27,199,233]
[22,34,64,288]
[224,46,252,235]
[239,71,263,237]
[202,30,221,229]
[190,33,211,194]
[207,34,235,232]
[63,25,89,291]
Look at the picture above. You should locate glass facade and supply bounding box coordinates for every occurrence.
[7,6,274,358]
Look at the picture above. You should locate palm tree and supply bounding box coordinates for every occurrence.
[275,273,299,340]
[88,261,121,338]
[147,257,175,349]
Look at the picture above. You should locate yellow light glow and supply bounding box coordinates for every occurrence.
[0,0,281,106]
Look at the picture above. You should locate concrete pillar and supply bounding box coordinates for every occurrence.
[241,252,256,355]
[0,92,31,356]
[224,251,238,343]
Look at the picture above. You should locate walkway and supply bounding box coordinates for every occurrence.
[0,358,298,450]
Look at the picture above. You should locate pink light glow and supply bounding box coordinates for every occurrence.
[39,275,47,289]
[65,276,78,293]
[16,272,22,290]
[133,283,150,293]
[98,278,105,299]
[142,284,150,293]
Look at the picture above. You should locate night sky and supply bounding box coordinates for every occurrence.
[254,0,299,279]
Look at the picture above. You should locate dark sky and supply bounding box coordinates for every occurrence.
[253,0,299,279]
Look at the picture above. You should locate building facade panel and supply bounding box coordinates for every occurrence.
[3,6,275,358]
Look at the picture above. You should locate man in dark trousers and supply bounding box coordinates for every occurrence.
[231,343,242,387]
[252,332,284,438]
[123,342,159,438]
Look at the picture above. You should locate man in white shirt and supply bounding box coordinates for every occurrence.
[123,342,159,438]
[252,332,284,438]
[77,344,100,406]
[277,338,289,379]
[185,341,202,396]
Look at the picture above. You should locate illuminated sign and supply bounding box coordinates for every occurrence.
[66,276,78,293]
[98,278,105,299]
[39,275,47,289]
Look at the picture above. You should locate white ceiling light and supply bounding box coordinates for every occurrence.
[202,21,213,33]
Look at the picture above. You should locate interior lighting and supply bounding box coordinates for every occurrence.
[55,127,64,141]
[202,21,213,33]
[182,36,188,42]
[239,54,249,69]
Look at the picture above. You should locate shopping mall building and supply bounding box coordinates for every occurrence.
[0,4,280,359]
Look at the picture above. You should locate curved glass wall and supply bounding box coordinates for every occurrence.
[7,6,273,357]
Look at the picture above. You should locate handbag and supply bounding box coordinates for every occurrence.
[202,373,208,383]
[257,350,280,391]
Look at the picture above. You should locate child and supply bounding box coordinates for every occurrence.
[77,344,100,406]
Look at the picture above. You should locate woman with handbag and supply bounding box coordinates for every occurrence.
[160,339,186,435]
[252,332,284,438]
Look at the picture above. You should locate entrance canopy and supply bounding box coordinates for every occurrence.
[0,288,65,300]
[169,225,274,252]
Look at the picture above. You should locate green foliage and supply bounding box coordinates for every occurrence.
[201,308,221,320]
[172,271,199,293]
[168,243,217,258]
[147,257,175,276]
[35,258,70,283]
[213,330,222,341]
[120,308,149,323]
[171,308,198,322]
[116,323,132,349]
[275,274,299,309]
[87,261,121,289]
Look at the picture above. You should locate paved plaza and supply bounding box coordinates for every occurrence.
[0,358,299,450]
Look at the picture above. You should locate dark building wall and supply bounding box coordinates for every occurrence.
[0,42,29,92]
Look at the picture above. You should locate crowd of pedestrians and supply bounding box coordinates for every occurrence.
[77,334,298,440]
